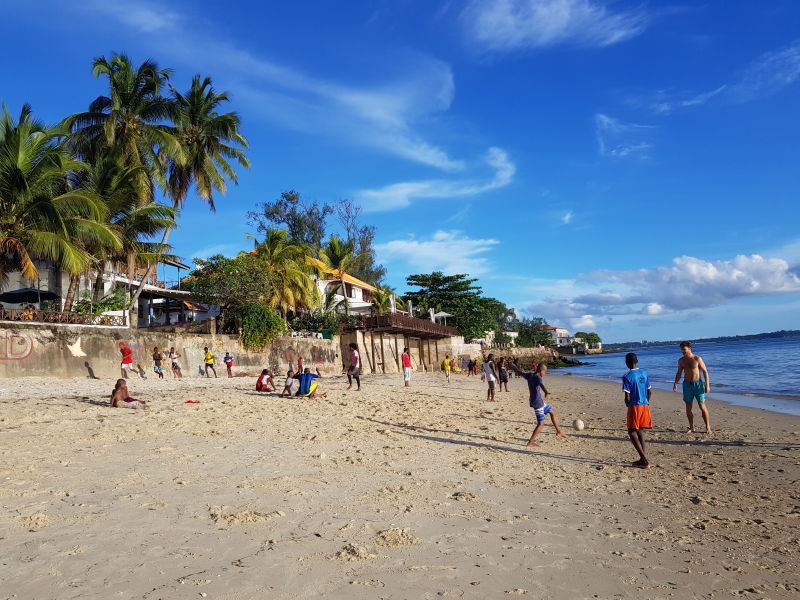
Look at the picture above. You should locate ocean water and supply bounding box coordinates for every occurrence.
[558,335,800,416]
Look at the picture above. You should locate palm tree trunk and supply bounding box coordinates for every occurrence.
[128,224,173,312]
[63,274,80,312]
[92,270,105,301]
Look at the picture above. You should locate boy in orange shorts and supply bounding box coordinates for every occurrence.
[623,352,652,469]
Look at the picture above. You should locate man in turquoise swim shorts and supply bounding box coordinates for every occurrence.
[673,341,713,435]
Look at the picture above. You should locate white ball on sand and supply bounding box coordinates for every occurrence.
[572,419,585,431]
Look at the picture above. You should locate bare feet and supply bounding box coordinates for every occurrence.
[686,427,695,434]
[632,459,650,469]
[556,431,567,439]
[526,441,540,448]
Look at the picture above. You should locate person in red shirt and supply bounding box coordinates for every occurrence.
[401,347,412,387]
[119,342,134,379]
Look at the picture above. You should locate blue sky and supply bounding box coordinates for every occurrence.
[3,0,799,342]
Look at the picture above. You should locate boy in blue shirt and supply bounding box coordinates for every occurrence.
[510,363,566,447]
[623,352,652,469]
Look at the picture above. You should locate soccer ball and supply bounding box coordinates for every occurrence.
[572,419,585,431]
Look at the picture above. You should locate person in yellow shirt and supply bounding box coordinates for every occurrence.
[203,346,217,378]
[442,354,452,383]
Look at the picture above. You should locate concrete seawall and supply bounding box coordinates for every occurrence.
[0,323,341,379]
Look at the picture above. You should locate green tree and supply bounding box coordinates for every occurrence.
[65,52,183,203]
[249,190,332,249]
[129,73,249,310]
[0,104,119,288]
[516,317,553,348]
[63,157,176,310]
[254,228,316,315]
[185,253,270,310]
[319,235,356,315]
[333,198,385,284]
[403,272,507,341]
[575,331,602,345]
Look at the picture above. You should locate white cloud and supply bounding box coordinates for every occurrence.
[74,1,474,173]
[462,0,647,53]
[89,1,180,32]
[560,210,574,224]
[356,147,515,212]
[376,230,499,276]
[594,114,654,158]
[642,41,800,115]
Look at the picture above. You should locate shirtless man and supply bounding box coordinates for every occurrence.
[673,341,712,435]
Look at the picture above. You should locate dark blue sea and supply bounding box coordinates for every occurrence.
[558,335,800,416]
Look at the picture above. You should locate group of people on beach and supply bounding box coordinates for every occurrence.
[112,338,715,471]
[118,342,236,381]
[490,341,712,468]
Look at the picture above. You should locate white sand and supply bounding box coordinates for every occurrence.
[1,372,799,599]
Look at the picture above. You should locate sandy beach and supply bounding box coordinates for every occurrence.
[1,371,799,599]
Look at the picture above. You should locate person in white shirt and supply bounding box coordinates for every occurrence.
[482,353,499,402]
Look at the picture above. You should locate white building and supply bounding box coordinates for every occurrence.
[308,257,376,315]
[0,259,198,328]
[543,325,572,348]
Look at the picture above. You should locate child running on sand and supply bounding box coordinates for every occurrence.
[623,352,652,469]
[256,369,276,392]
[224,352,234,378]
[673,341,713,435]
[510,362,566,447]
[110,379,147,410]
[169,347,182,379]
[152,347,164,379]
[119,342,134,379]
[204,347,217,378]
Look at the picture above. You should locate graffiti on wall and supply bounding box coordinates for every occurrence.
[0,331,34,361]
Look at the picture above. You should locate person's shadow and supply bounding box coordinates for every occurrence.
[84,361,99,379]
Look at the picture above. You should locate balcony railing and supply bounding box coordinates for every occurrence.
[344,313,459,338]
[0,307,126,327]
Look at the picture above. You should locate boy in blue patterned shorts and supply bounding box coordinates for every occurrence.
[510,363,566,447]
[673,341,713,435]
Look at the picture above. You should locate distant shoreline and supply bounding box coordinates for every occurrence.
[603,329,800,352]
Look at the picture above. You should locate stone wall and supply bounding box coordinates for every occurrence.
[0,322,341,379]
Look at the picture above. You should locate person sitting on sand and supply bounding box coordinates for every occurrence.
[673,341,713,435]
[294,367,326,399]
[510,362,566,447]
[110,379,147,410]
[256,369,276,392]
[623,352,652,469]
[280,368,297,396]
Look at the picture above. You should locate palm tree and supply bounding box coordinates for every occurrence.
[369,285,405,315]
[254,229,315,315]
[62,157,177,311]
[0,104,119,292]
[319,235,356,314]
[128,74,249,311]
[64,52,183,203]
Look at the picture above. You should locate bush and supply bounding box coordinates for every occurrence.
[289,310,342,335]
[231,304,286,350]
[74,287,128,315]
